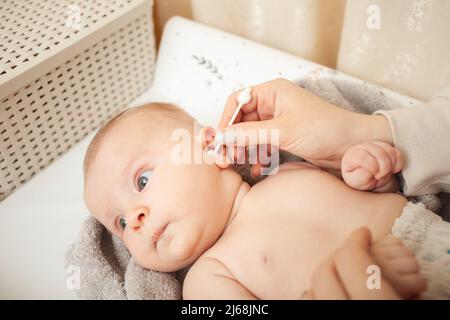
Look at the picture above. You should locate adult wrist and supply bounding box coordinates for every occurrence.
[359,113,394,146]
[368,114,394,145]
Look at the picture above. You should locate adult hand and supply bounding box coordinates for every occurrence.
[218,78,393,171]
[301,228,401,300]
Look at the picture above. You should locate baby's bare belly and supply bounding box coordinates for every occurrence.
[203,168,407,299]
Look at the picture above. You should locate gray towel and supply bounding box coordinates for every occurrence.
[65,77,447,299]
[65,215,185,299]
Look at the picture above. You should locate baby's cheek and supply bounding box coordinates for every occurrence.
[166,229,201,263]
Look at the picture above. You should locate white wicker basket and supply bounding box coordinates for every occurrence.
[0,0,156,200]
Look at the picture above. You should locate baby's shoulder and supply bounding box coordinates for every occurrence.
[246,163,330,197]
[182,252,237,297]
[257,162,325,185]
[188,254,231,276]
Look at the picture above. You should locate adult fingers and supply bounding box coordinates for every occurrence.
[218,87,260,129]
[218,78,290,129]
[309,255,350,300]
[219,118,280,148]
[334,228,401,300]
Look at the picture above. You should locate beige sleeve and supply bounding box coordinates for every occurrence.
[374,86,450,196]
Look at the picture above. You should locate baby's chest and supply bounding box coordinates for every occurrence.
[210,216,338,299]
[205,170,365,298]
[245,168,350,218]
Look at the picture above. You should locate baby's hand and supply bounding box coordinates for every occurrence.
[341,141,403,192]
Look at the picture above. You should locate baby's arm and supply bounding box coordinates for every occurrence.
[341,141,403,192]
[183,257,257,300]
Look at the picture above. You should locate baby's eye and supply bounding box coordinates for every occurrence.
[119,216,127,230]
[137,170,152,191]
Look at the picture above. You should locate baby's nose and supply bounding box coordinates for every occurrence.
[127,206,149,231]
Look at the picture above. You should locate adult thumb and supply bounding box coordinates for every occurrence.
[344,227,372,251]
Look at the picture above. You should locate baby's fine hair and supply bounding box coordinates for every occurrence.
[83,102,194,180]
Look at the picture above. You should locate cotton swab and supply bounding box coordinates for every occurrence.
[213,87,252,154]
[228,87,252,126]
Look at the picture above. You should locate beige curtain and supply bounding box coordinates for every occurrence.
[190,0,345,68]
[338,0,450,100]
[154,0,450,100]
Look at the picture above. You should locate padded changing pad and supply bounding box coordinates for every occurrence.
[0,16,419,299]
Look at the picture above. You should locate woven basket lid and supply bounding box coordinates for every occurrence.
[0,0,151,99]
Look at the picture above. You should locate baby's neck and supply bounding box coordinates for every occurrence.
[222,180,251,233]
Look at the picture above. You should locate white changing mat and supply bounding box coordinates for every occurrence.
[0,16,419,299]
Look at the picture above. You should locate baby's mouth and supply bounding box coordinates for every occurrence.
[152,223,168,246]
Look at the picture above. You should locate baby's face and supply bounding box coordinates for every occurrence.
[84,111,241,271]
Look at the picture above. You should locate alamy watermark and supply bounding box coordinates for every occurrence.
[66,5,82,31]
[66,265,81,290]
[170,123,280,176]
[366,4,381,30]
[367,264,382,290]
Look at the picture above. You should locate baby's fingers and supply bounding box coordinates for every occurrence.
[342,147,379,174]
[344,168,377,190]
[369,141,404,176]
[364,143,393,180]
[392,148,404,173]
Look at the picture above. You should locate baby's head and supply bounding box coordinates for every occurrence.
[83,103,244,272]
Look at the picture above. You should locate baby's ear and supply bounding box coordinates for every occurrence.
[198,127,230,169]
[198,126,216,149]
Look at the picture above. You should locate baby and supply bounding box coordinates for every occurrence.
[83,102,449,299]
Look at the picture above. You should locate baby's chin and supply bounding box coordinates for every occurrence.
[137,251,196,272]
[129,234,203,272]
